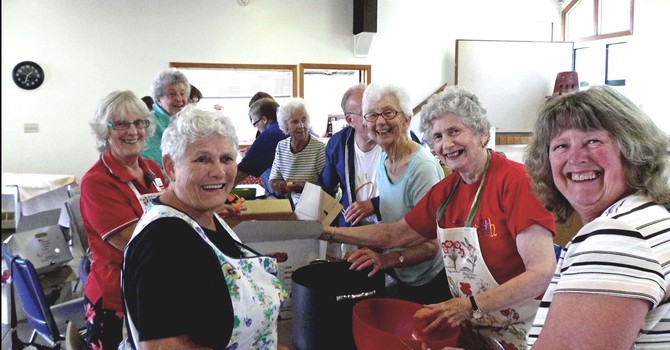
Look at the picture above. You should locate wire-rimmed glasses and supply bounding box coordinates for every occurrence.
[107,119,150,130]
[363,109,400,122]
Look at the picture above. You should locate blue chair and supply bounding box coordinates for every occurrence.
[2,242,68,349]
[553,244,563,261]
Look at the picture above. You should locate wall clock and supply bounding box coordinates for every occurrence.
[13,61,45,90]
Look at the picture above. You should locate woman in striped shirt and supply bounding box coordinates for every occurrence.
[269,98,326,206]
[525,85,670,349]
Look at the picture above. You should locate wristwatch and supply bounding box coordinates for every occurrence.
[396,251,405,266]
[469,295,483,319]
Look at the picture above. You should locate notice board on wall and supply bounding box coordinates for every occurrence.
[455,39,574,133]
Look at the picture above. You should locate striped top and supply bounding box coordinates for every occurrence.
[269,134,325,204]
[528,194,670,348]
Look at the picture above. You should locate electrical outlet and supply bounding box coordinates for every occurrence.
[24,123,39,133]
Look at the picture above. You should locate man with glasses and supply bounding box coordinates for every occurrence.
[234,97,288,196]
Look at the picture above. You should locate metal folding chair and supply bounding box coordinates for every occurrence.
[64,195,90,292]
[2,242,66,349]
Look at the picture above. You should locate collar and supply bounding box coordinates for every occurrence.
[100,151,157,184]
[152,103,171,120]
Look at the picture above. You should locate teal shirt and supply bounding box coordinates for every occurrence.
[141,103,171,169]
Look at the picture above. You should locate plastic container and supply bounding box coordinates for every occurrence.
[352,298,460,350]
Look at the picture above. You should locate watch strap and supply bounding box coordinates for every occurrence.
[469,295,484,319]
[469,295,477,310]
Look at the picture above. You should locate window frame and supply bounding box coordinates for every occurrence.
[169,62,298,97]
[562,0,634,42]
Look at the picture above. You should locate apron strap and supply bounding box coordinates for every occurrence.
[436,150,491,227]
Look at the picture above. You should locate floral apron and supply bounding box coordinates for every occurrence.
[435,151,537,350]
[123,202,287,350]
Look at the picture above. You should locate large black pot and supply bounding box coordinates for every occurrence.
[291,260,385,350]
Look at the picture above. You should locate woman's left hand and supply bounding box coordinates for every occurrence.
[344,199,374,225]
[419,298,472,334]
[287,180,305,193]
[347,247,395,277]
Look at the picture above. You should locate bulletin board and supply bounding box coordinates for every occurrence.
[455,40,574,132]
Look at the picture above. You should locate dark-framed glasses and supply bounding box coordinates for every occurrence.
[344,112,363,119]
[250,117,263,127]
[363,109,400,122]
[107,119,150,130]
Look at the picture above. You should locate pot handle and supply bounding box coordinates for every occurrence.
[335,290,376,302]
[309,259,329,265]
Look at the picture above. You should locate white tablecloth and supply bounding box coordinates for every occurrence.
[2,173,77,227]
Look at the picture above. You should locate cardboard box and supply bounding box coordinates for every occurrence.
[226,199,295,228]
[225,183,343,319]
[234,221,323,319]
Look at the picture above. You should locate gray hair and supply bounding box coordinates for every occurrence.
[277,98,310,134]
[418,86,490,148]
[341,84,366,112]
[90,90,154,153]
[362,82,413,122]
[525,85,670,223]
[150,69,191,102]
[161,105,238,166]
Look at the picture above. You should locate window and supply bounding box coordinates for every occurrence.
[170,63,297,142]
[565,0,632,90]
[605,42,627,86]
[563,0,633,41]
[169,62,371,141]
[299,63,371,137]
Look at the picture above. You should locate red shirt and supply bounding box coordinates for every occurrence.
[405,151,555,285]
[80,152,166,311]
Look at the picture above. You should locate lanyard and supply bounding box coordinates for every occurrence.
[436,150,491,227]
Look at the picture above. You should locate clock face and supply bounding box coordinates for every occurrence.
[13,61,45,90]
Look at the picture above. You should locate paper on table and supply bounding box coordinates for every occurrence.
[294,182,343,225]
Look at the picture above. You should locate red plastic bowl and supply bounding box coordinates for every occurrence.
[352,298,460,350]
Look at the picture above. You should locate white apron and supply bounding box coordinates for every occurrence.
[123,201,287,350]
[435,152,538,350]
[127,180,163,210]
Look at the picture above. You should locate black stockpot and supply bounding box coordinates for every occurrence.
[291,260,386,350]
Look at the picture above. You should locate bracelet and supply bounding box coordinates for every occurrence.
[329,227,336,242]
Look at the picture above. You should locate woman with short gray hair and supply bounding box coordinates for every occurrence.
[142,69,191,169]
[80,90,167,350]
[123,105,287,349]
[270,98,326,205]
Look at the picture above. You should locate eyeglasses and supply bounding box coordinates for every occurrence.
[344,112,362,118]
[363,109,400,122]
[250,116,263,127]
[107,119,150,130]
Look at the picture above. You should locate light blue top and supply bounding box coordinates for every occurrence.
[377,145,445,286]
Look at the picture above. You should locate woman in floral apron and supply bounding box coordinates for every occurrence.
[122,106,286,349]
[323,86,557,349]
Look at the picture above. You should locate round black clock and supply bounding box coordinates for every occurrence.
[12,61,45,90]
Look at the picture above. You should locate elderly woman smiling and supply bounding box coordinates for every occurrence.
[123,105,287,349]
[80,90,166,350]
[141,69,191,169]
[269,98,326,205]
[322,86,557,349]
[344,82,450,306]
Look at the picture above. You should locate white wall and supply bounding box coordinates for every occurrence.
[1,0,663,181]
